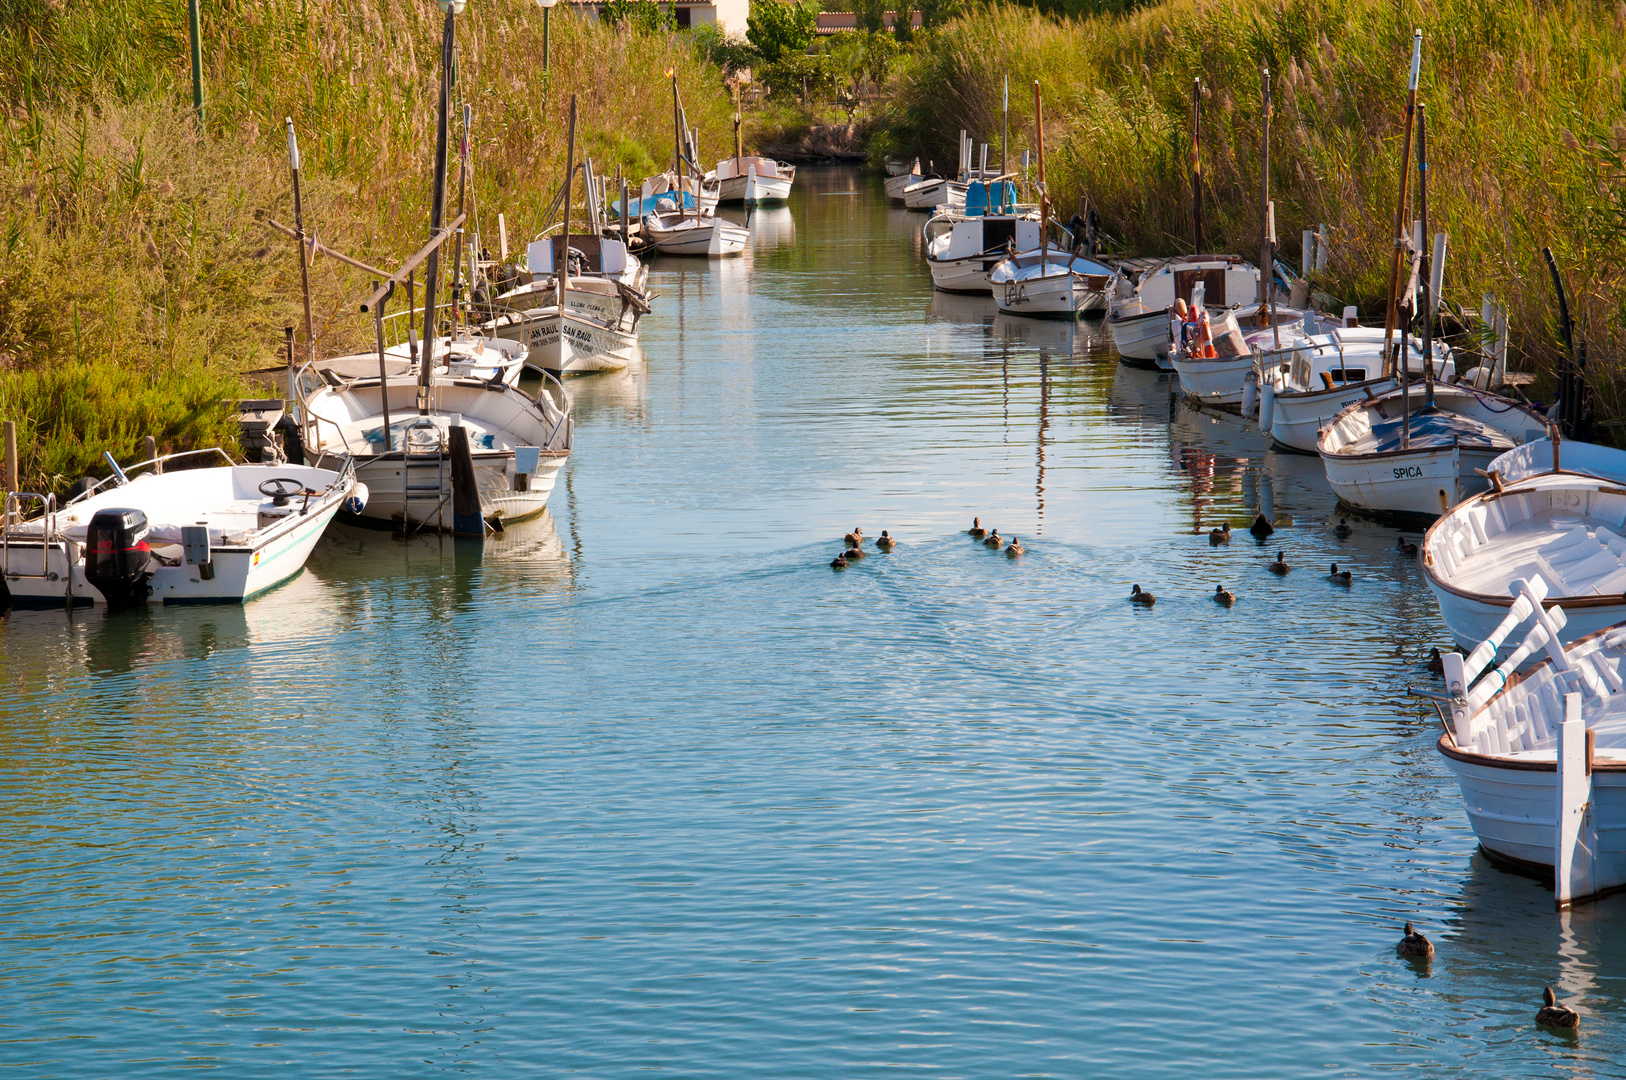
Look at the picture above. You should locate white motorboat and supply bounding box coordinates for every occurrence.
[1422,440,1626,648]
[903,175,967,212]
[1165,304,1269,406]
[883,159,922,204]
[0,450,358,609]
[1260,325,1456,453]
[1435,575,1626,904]
[1317,383,1548,519]
[711,156,795,204]
[1108,257,1272,368]
[989,246,1113,318]
[480,236,650,374]
[924,189,1040,294]
[298,354,573,535]
[643,205,748,257]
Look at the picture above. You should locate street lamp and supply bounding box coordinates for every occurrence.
[535,0,559,73]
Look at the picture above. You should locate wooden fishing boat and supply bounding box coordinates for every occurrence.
[1108,257,1270,368]
[989,246,1113,318]
[1260,326,1455,453]
[924,181,1037,294]
[710,156,795,204]
[903,175,967,212]
[883,158,922,204]
[0,451,357,609]
[1435,575,1626,905]
[481,235,650,374]
[642,209,748,257]
[1422,439,1626,648]
[1317,383,1548,519]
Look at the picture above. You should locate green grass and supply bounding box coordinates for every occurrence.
[880,0,1626,415]
[0,1,735,494]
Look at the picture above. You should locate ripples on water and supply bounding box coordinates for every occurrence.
[2,168,1622,1077]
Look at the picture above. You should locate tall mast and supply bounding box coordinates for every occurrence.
[1033,81,1047,254]
[285,119,315,366]
[672,72,685,222]
[561,96,577,309]
[1417,102,1434,413]
[1257,67,1271,306]
[1381,29,1424,376]
[418,5,456,415]
[1191,79,1202,254]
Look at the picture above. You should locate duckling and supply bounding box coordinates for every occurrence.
[1396,922,1434,960]
[844,531,864,548]
[1396,536,1419,558]
[850,526,864,543]
[1213,585,1236,607]
[1269,551,1290,575]
[1328,562,1353,585]
[830,552,849,570]
[1130,584,1156,606]
[1209,522,1232,546]
[1250,512,1275,538]
[1536,987,1581,1031]
[875,530,897,551]
[1005,536,1024,558]
[844,543,866,560]
[967,517,986,539]
[1425,646,1445,674]
[1333,517,1353,538]
[984,530,1003,550]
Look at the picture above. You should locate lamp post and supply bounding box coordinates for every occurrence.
[535,0,558,73]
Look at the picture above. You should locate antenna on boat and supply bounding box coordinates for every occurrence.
[418,0,458,416]
[284,118,316,367]
[1381,29,1424,378]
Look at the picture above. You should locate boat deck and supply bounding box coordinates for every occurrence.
[1344,407,1520,456]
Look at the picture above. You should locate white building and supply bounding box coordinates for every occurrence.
[567,0,750,36]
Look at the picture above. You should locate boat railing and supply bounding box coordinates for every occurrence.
[57,447,240,510]
[2,491,57,578]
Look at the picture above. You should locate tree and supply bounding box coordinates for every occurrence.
[851,0,888,35]
[746,0,819,64]
[914,0,960,30]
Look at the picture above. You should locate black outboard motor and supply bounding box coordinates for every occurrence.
[85,508,153,611]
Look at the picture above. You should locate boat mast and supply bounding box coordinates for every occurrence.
[418,3,457,416]
[1191,78,1202,254]
[1417,102,1434,413]
[1381,30,1424,377]
[561,95,577,313]
[285,120,316,367]
[453,102,471,331]
[672,71,685,223]
[1257,67,1271,307]
[1033,81,1047,255]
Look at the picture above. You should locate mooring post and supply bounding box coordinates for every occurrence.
[447,425,483,536]
[1557,691,1594,908]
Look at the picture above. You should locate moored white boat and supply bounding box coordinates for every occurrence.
[883,159,922,204]
[642,208,748,257]
[1,451,357,608]
[1317,383,1548,519]
[1435,576,1626,903]
[480,236,650,374]
[711,156,795,204]
[1422,441,1626,649]
[989,246,1113,319]
[903,175,967,212]
[299,360,573,535]
[1108,257,1272,367]
[925,201,1040,295]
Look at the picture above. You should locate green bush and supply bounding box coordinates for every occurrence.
[760,51,841,101]
[747,0,819,63]
[603,0,677,33]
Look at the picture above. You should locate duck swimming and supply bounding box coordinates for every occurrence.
[1130,584,1156,606]
[984,530,1003,550]
[1426,647,1445,674]
[844,543,866,560]
[1536,987,1580,1030]
[1005,537,1024,558]
[1213,585,1236,607]
[875,531,897,551]
[1333,517,1353,538]
[844,531,864,548]
[1396,922,1434,960]
[967,517,986,539]
[1269,551,1290,575]
[1328,563,1353,585]
[1250,513,1275,538]
[1396,536,1419,557]
[830,553,849,570]
[1209,523,1231,546]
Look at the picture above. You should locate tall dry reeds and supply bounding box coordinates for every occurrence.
[883,0,1626,415]
[0,1,733,492]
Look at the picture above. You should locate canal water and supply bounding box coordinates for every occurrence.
[2,167,1622,1077]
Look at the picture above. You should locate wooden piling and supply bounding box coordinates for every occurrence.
[447,425,482,536]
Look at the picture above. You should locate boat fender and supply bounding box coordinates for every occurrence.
[345,482,369,516]
[1260,378,1276,430]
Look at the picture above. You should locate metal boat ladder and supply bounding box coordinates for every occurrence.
[400,419,447,535]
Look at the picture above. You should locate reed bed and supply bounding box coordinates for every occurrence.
[882,0,1626,414]
[0,1,732,493]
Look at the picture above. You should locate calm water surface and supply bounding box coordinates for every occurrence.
[3,168,1623,1076]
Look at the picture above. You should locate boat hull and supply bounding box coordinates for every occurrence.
[903,178,967,211]
[1321,441,1503,518]
[1439,740,1626,895]
[1110,308,1171,365]
[315,448,565,533]
[491,306,638,375]
[927,254,996,294]
[1168,353,1253,407]
[1269,380,1391,453]
[718,172,793,204]
[645,218,749,257]
[1425,577,1626,651]
[994,274,1107,319]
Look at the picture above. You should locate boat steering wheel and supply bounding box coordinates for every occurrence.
[259,477,306,507]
